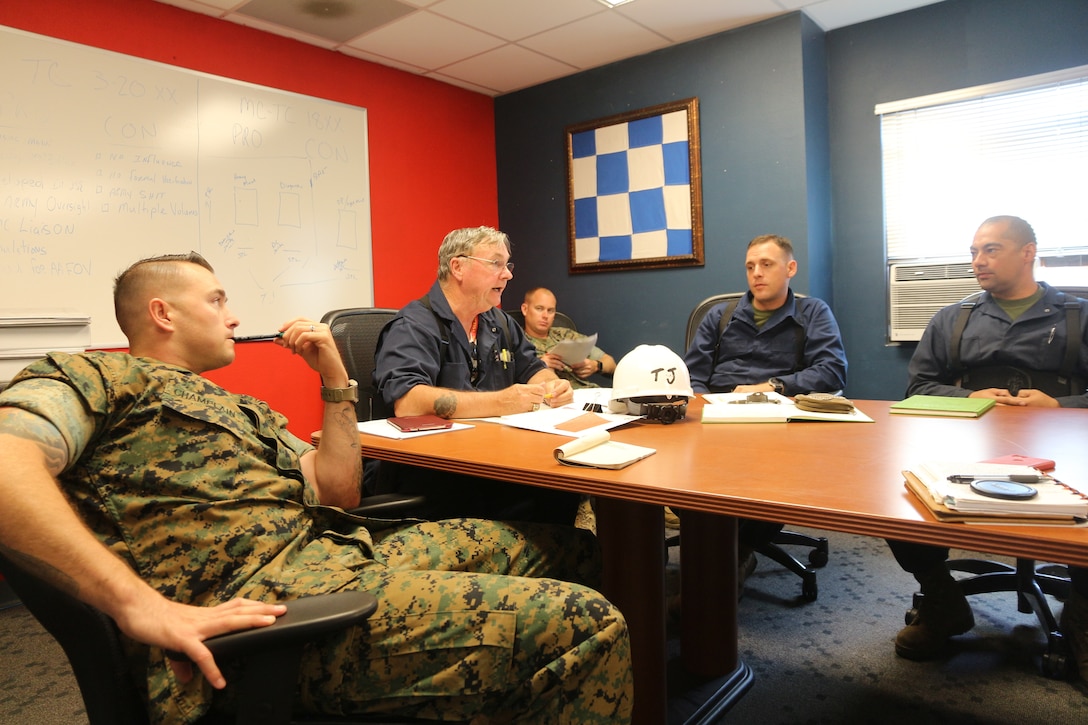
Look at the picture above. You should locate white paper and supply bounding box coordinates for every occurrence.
[701,392,873,423]
[702,391,793,405]
[492,405,638,437]
[910,461,1088,517]
[549,333,598,364]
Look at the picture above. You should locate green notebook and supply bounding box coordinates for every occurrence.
[889,395,996,418]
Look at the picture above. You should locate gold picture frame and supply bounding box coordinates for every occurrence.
[566,97,704,274]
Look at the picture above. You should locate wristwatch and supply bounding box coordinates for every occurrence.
[321,379,359,403]
[595,359,603,374]
[768,378,786,395]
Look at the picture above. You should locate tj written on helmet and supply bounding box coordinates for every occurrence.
[608,344,694,424]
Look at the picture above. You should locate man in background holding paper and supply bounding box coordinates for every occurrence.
[887,215,1088,679]
[521,287,616,389]
[682,234,847,590]
[373,227,580,525]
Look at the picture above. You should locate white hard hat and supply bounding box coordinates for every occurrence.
[608,344,693,422]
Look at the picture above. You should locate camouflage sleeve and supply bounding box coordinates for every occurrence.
[0,377,97,471]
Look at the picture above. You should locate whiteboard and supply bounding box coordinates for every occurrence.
[0,25,373,347]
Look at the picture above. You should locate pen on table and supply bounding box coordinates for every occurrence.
[947,474,1050,484]
[233,332,284,343]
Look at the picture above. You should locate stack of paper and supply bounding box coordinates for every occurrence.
[701,392,874,423]
[904,460,1088,520]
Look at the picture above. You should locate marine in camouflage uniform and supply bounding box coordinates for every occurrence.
[0,351,633,724]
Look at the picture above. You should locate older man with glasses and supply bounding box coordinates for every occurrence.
[372,226,581,524]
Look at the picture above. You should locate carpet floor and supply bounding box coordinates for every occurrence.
[2,526,1087,724]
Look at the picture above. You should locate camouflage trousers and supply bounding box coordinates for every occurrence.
[295,518,633,724]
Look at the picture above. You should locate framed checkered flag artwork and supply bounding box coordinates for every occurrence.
[566,97,704,274]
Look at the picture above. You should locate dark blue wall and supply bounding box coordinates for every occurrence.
[495,0,1088,398]
[495,13,826,361]
[827,0,1088,398]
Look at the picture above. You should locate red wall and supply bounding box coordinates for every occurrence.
[1,0,498,438]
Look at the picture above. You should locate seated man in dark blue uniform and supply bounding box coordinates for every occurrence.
[372,226,580,524]
[887,215,1088,681]
[683,233,847,591]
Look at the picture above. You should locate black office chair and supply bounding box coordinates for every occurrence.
[905,558,1072,677]
[0,549,395,725]
[682,292,830,601]
[321,308,399,423]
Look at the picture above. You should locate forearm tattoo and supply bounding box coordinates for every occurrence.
[332,404,362,485]
[0,408,69,476]
[434,393,457,418]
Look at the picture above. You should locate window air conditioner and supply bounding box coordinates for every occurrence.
[888,262,979,342]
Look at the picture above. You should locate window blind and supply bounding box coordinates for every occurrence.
[877,66,1088,281]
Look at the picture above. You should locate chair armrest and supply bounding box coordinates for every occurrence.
[350,493,427,518]
[202,590,377,660]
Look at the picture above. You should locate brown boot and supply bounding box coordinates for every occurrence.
[895,565,974,660]
[1060,590,1088,683]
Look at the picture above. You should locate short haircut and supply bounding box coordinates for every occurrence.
[523,286,554,304]
[747,234,794,259]
[980,215,1036,247]
[437,226,511,281]
[113,252,213,337]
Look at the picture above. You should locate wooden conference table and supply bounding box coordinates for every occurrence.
[355,399,1088,724]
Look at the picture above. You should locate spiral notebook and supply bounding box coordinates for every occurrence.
[904,460,1088,521]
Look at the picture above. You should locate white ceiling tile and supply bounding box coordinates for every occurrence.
[520,12,670,71]
[423,71,503,96]
[155,0,236,16]
[228,14,339,49]
[344,12,504,70]
[235,0,416,44]
[799,0,947,30]
[439,44,580,94]
[338,46,428,75]
[615,0,785,43]
[151,0,949,97]
[429,0,606,41]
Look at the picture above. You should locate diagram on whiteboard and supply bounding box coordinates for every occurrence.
[0,26,373,347]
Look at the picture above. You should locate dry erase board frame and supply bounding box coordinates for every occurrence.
[0,25,373,347]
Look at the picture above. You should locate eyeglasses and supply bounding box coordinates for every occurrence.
[457,255,514,273]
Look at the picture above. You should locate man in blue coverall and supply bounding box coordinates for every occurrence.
[683,233,848,591]
[888,215,1088,683]
[372,226,581,524]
